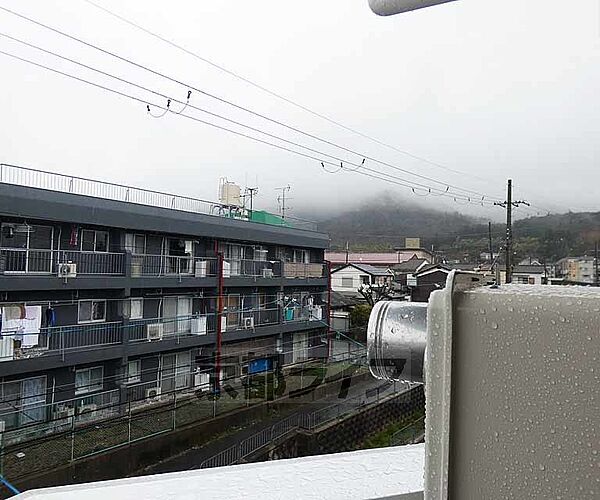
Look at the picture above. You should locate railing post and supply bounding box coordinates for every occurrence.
[60,328,65,362]
[172,392,177,430]
[124,251,132,278]
[70,416,75,462]
[127,402,132,444]
[0,427,4,476]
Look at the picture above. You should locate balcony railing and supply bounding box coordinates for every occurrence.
[128,314,216,342]
[3,305,327,362]
[0,163,319,231]
[0,249,326,281]
[0,248,125,275]
[0,389,121,442]
[43,321,123,351]
[282,262,326,279]
[224,259,281,278]
[130,254,218,278]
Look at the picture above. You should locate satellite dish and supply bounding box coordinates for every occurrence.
[368,0,458,16]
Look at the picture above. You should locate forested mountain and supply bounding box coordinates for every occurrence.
[316,197,600,262]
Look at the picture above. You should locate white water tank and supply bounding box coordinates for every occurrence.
[219,181,242,207]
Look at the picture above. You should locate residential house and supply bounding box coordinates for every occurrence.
[410,264,451,302]
[330,263,394,296]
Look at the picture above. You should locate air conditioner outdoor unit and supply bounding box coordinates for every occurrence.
[195,260,208,278]
[192,315,207,336]
[243,317,255,329]
[57,262,77,278]
[147,323,164,341]
[261,268,274,278]
[309,305,323,321]
[78,403,98,414]
[145,387,161,399]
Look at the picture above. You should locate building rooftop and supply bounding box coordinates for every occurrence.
[326,252,422,266]
[392,257,428,273]
[333,263,393,276]
[513,264,547,275]
[0,163,321,234]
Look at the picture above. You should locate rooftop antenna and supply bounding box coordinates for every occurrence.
[244,186,259,213]
[275,185,291,220]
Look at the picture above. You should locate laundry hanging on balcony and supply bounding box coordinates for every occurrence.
[0,305,42,347]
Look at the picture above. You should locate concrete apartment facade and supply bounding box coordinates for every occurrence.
[0,173,330,441]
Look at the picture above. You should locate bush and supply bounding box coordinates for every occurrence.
[350,304,373,328]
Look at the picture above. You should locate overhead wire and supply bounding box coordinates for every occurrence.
[0,47,499,206]
[0,4,504,203]
[80,0,501,189]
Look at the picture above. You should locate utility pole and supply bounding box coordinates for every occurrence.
[488,221,494,262]
[275,185,291,219]
[494,179,529,284]
[345,241,349,264]
[595,241,599,286]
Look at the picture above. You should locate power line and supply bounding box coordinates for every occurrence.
[0,5,504,203]
[0,31,484,201]
[80,0,501,189]
[0,48,498,206]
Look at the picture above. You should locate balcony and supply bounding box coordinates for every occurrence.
[0,248,125,275]
[224,258,281,278]
[130,254,218,278]
[282,262,326,279]
[2,306,327,363]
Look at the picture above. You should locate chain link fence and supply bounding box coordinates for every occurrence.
[0,357,368,481]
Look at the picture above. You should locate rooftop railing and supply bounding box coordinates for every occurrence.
[0,163,319,231]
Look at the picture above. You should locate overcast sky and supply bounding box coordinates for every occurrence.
[1,0,599,221]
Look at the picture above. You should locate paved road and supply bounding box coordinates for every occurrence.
[142,377,404,474]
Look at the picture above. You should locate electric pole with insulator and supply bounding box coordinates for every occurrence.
[494,179,529,284]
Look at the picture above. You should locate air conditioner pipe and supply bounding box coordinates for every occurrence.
[367,301,427,384]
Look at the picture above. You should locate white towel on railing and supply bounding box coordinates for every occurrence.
[1,305,42,346]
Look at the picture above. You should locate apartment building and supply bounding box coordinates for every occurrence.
[0,165,329,439]
[556,256,597,284]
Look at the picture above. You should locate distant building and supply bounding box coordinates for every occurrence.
[329,291,363,334]
[326,248,433,268]
[512,264,548,285]
[391,255,429,288]
[555,257,597,284]
[330,263,394,295]
[410,264,451,302]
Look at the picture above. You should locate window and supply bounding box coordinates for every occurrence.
[162,296,192,334]
[293,248,310,263]
[161,351,191,392]
[124,298,143,320]
[1,224,54,273]
[75,366,103,395]
[127,360,141,384]
[0,376,47,428]
[78,300,107,323]
[81,229,109,252]
[362,276,371,285]
[125,234,146,255]
[341,276,354,288]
